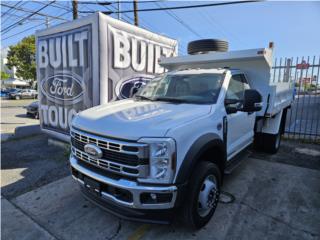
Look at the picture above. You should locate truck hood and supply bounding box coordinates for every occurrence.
[72,99,212,140]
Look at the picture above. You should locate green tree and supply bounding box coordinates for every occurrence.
[6,35,36,84]
[0,71,10,80]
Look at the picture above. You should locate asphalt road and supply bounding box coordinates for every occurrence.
[1,135,320,240]
[1,99,39,140]
[285,94,320,139]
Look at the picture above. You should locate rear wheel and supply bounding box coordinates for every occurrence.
[264,132,281,154]
[254,132,281,154]
[182,161,221,229]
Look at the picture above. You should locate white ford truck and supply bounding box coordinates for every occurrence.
[69,40,293,228]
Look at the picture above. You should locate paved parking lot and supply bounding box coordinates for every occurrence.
[1,99,39,141]
[1,134,320,240]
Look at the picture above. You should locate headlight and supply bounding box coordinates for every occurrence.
[138,138,176,184]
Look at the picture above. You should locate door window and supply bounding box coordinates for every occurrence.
[226,75,244,101]
[225,74,250,108]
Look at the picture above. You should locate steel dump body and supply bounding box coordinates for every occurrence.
[160,48,294,117]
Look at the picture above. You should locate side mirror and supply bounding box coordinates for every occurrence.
[224,99,241,114]
[241,89,263,112]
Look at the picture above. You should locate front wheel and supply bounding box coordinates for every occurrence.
[182,161,221,229]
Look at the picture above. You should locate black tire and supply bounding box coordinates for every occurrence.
[34,112,39,119]
[182,161,221,229]
[254,132,281,154]
[188,39,228,55]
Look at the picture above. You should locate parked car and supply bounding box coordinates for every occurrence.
[69,40,294,228]
[0,90,9,98]
[25,101,39,119]
[8,89,38,100]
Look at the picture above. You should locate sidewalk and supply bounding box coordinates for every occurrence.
[2,197,56,240]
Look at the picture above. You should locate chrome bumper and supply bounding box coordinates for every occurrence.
[70,156,177,209]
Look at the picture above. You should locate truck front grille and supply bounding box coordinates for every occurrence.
[70,128,149,178]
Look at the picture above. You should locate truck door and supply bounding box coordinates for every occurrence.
[225,74,255,159]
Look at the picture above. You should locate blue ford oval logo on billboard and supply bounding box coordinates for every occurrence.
[115,76,153,99]
[40,72,84,105]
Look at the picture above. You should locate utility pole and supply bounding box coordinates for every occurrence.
[133,0,138,26]
[72,0,78,20]
[117,0,121,20]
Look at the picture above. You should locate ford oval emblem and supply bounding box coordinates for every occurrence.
[84,144,103,158]
[115,76,153,99]
[40,72,84,105]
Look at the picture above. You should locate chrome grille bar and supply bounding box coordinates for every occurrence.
[72,147,148,178]
[70,128,148,159]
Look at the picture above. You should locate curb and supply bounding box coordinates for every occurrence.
[1,125,42,142]
[14,124,41,139]
[1,133,14,142]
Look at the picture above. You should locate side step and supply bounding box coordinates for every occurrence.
[224,149,251,174]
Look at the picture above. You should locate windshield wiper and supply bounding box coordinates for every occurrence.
[134,95,154,101]
[154,97,189,103]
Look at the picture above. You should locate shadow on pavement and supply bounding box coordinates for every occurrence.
[1,134,70,199]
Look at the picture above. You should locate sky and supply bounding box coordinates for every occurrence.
[1,1,320,59]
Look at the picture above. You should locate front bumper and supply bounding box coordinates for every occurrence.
[70,156,179,212]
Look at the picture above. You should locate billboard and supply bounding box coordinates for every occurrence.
[107,25,176,101]
[37,25,93,135]
[36,13,177,141]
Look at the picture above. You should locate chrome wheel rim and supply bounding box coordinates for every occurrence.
[197,174,218,217]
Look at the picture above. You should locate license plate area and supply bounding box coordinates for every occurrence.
[83,177,101,196]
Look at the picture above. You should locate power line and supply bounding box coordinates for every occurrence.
[82,1,259,14]
[154,2,202,38]
[0,2,68,21]
[1,1,28,25]
[2,10,71,42]
[1,1,56,34]
[202,8,248,48]
[32,1,71,12]
[78,1,111,5]
[1,0,23,17]
[105,0,166,3]
[96,0,151,28]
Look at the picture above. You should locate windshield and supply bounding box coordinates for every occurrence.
[135,73,224,104]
